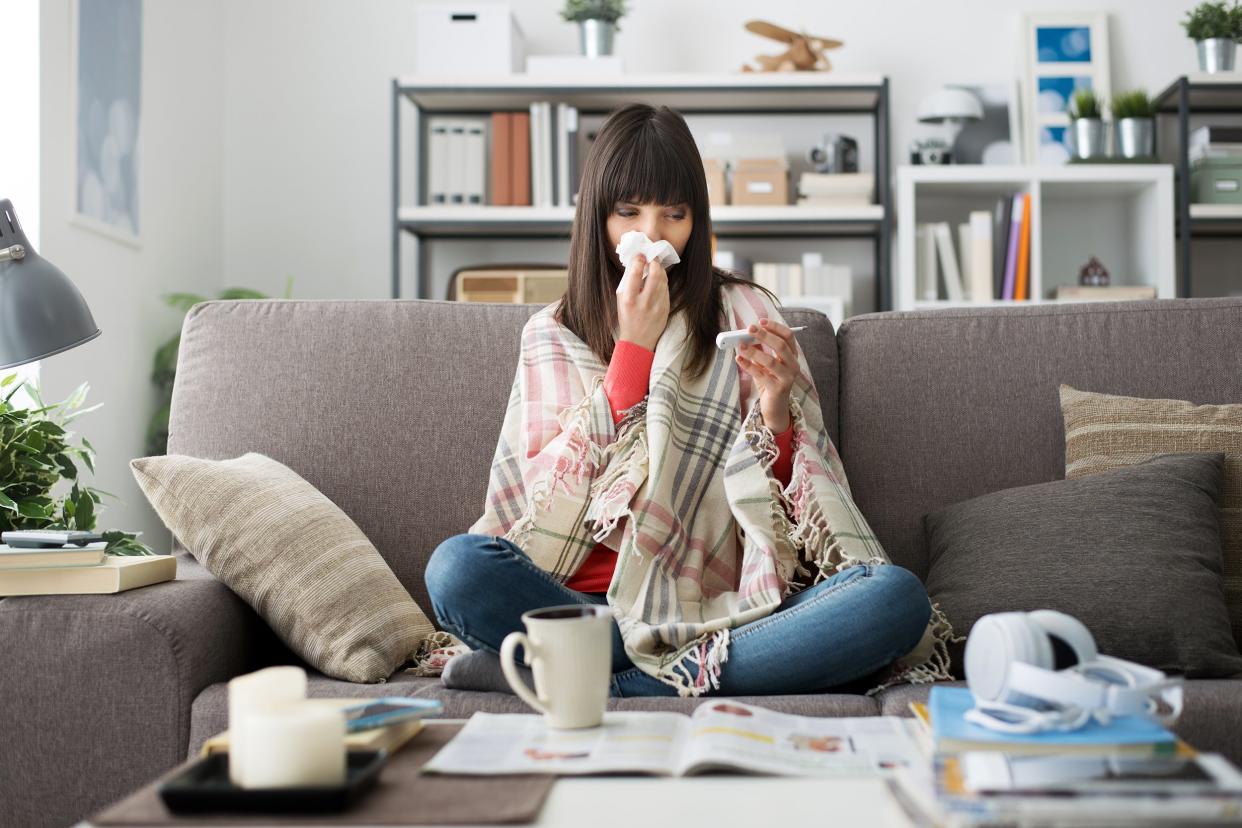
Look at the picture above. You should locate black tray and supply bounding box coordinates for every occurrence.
[158,750,387,814]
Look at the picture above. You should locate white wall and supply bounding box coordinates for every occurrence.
[39,0,225,546]
[220,0,1230,305]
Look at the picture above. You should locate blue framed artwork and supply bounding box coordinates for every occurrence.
[1036,27,1093,63]
[1022,13,1111,165]
[72,0,143,245]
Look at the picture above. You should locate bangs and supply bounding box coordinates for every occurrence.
[600,122,698,208]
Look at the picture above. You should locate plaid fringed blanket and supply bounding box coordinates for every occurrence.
[467,282,957,696]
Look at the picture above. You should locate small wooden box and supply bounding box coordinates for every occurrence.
[731,158,789,206]
[454,268,569,303]
[703,158,727,206]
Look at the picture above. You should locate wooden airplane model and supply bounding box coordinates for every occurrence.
[741,20,843,72]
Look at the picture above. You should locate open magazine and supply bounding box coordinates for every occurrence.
[422,700,925,777]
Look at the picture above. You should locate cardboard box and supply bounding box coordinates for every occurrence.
[454,268,569,303]
[731,158,789,206]
[703,158,728,206]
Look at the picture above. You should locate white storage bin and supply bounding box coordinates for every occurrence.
[413,4,526,75]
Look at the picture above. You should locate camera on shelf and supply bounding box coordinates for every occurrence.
[909,137,952,165]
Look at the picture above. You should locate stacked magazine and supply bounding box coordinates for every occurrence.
[887,686,1242,826]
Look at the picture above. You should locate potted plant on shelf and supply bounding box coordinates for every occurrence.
[1068,89,1106,160]
[1181,1,1242,73]
[1110,90,1156,159]
[560,0,627,58]
[0,375,151,555]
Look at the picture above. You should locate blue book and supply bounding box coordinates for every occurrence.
[928,686,1177,756]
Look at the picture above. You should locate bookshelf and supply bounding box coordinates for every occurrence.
[392,73,893,308]
[895,165,1175,311]
[1154,73,1242,296]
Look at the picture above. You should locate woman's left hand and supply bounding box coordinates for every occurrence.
[734,318,799,433]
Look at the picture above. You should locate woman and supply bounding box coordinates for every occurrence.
[425,103,953,698]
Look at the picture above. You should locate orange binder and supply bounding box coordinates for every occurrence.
[490,112,512,205]
[510,111,531,206]
[1014,192,1032,301]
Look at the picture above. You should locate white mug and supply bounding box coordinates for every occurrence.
[500,604,614,729]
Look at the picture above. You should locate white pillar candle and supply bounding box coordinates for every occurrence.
[227,666,307,786]
[236,703,346,788]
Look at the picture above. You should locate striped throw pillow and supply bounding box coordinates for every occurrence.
[1059,384,1242,647]
[131,452,438,683]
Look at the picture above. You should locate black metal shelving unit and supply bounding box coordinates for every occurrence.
[1153,75,1242,297]
[391,75,894,310]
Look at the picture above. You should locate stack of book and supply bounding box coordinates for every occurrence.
[0,543,175,596]
[427,102,580,209]
[915,192,1032,303]
[796,172,874,207]
[892,686,1242,826]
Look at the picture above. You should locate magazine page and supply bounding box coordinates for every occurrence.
[422,711,691,776]
[674,701,926,777]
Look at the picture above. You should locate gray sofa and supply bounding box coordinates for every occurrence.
[3,296,1242,827]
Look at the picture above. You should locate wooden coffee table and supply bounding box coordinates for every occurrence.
[79,720,919,828]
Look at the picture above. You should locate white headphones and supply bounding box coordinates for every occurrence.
[964,610,1184,734]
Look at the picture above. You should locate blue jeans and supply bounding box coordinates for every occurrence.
[424,533,931,697]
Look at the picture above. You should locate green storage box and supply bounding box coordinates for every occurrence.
[1192,156,1242,205]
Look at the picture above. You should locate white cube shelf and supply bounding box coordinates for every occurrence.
[896,165,1175,311]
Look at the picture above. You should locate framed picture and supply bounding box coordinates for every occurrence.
[1021,12,1111,165]
[71,0,143,246]
[946,80,1025,165]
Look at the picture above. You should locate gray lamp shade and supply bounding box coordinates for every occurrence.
[0,199,101,371]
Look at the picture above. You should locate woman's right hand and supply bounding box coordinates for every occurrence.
[616,253,670,352]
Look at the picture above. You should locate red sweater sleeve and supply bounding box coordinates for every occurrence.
[772,422,794,487]
[603,340,655,424]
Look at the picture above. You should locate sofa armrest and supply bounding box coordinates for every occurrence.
[0,552,273,828]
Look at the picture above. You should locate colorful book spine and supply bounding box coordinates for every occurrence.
[1014,192,1033,301]
[511,110,531,206]
[490,112,512,206]
[1001,193,1023,300]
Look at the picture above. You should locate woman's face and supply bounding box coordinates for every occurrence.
[606,200,693,264]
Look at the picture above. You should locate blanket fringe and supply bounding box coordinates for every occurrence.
[585,399,649,545]
[662,628,732,698]
[405,630,471,677]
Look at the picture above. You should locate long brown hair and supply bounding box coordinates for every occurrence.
[555,103,778,381]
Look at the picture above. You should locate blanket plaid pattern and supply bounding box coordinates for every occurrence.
[467,282,956,696]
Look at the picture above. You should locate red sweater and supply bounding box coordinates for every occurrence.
[565,339,796,593]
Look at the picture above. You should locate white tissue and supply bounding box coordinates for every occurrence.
[615,230,681,271]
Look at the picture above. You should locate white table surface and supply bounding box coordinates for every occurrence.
[81,720,919,828]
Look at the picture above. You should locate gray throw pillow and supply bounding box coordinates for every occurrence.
[924,452,1242,679]
[131,452,438,683]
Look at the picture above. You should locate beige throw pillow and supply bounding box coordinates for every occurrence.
[1059,384,1242,646]
[131,452,437,683]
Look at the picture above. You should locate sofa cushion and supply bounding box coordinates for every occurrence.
[189,671,444,759]
[837,298,1242,579]
[924,452,1242,678]
[166,300,840,615]
[1060,384,1242,646]
[408,686,881,719]
[132,452,438,684]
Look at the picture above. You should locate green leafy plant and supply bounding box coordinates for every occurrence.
[560,0,627,26]
[1110,90,1155,120]
[1068,89,1102,120]
[1181,1,1242,40]
[0,375,151,555]
[147,281,292,456]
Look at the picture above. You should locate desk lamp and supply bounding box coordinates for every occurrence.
[916,87,984,163]
[0,198,101,370]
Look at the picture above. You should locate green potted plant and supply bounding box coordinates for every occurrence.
[1068,89,1106,160]
[0,375,151,554]
[1110,90,1156,159]
[1181,1,1242,72]
[560,0,627,58]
